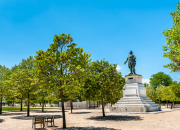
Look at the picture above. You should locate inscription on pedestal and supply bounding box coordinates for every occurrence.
[140,88,146,96]
[125,89,136,95]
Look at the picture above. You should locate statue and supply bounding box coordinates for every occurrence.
[124,50,136,75]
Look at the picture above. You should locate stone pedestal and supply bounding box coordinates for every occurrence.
[109,75,161,113]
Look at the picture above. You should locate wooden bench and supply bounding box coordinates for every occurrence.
[32,117,44,129]
[45,115,55,127]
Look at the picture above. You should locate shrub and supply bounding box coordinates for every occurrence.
[50,104,54,107]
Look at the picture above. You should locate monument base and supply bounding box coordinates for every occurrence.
[109,97,161,113]
[109,75,161,113]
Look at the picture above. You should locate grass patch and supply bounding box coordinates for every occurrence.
[2,107,59,111]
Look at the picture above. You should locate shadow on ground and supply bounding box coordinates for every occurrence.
[0,119,4,123]
[69,112,91,114]
[32,110,68,113]
[52,126,120,130]
[11,114,62,120]
[30,126,119,130]
[0,112,26,116]
[86,115,143,121]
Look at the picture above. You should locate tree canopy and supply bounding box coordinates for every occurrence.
[0,65,10,114]
[171,81,180,99]
[33,33,91,128]
[86,60,125,117]
[162,2,180,72]
[146,86,156,102]
[149,72,172,87]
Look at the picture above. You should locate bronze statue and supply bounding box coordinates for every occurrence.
[124,50,136,75]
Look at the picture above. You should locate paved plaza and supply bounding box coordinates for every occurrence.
[0,106,179,130]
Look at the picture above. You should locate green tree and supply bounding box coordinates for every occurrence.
[4,65,27,111]
[155,85,165,105]
[33,33,91,128]
[88,60,125,117]
[162,2,180,72]
[146,86,156,101]
[46,92,56,105]
[149,72,172,88]
[161,86,178,109]
[171,81,180,99]
[78,62,97,109]
[144,83,149,87]
[63,60,88,113]
[0,65,10,114]
[3,68,17,107]
[34,86,48,112]
[104,64,125,107]
[17,56,37,116]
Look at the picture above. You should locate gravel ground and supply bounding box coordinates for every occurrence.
[0,106,179,130]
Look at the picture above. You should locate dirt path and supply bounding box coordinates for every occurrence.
[0,106,179,130]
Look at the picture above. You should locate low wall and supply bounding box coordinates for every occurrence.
[61,101,99,108]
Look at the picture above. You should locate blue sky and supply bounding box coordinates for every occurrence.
[0,0,180,84]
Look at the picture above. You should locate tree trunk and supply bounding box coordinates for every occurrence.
[60,89,66,128]
[40,102,41,106]
[27,93,30,116]
[171,100,174,109]
[13,98,15,107]
[72,102,74,109]
[111,102,112,107]
[70,98,72,113]
[89,99,90,109]
[101,98,105,117]
[50,101,51,105]
[0,95,2,114]
[42,97,44,112]
[94,101,95,109]
[159,99,161,106]
[20,98,22,111]
[167,100,168,108]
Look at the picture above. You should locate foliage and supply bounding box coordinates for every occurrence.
[162,2,180,72]
[144,83,149,87]
[12,56,37,116]
[31,105,36,107]
[0,65,10,114]
[155,85,165,104]
[78,62,96,104]
[149,72,172,87]
[146,86,156,101]
[33,33,91,128]
[4,65,26,109]
[104,64,125,105]
[171,81,180,98]
[85,60,125,117]
[161,86,178,102]
[45,92,57,104]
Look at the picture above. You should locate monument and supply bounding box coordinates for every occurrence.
[109,51,161,113]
